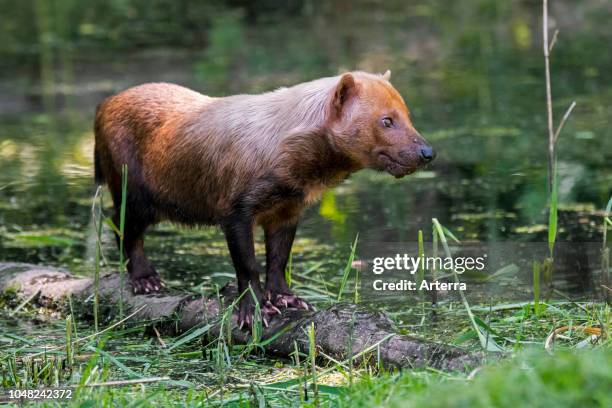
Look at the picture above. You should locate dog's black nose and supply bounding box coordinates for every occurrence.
[419,146,436,162]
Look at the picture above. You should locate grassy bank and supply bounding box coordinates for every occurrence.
[340,349,612,408]
[1,272,609,407]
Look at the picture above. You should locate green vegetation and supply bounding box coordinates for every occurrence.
[340,349,612,408]
[1,266,609,406]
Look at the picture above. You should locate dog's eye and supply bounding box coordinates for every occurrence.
[382,117,394,128]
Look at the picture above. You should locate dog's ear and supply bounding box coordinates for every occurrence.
[382,70,391,81]
[332,73,357,117]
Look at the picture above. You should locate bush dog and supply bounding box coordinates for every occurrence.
[94,71,435,328]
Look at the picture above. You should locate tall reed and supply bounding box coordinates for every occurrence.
[307,322,319,407]
[92,187,103,333]
[602,196,612,303]
[542,0,576,264]
[118,164,128,320]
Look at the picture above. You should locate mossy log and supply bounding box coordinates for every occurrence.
[0,262,482,372]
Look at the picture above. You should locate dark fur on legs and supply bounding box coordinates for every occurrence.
[264,223,313,311]
[108,170,164,295]
[222,211,282,328]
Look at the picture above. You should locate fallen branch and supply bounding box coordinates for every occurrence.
[0,263,483,372]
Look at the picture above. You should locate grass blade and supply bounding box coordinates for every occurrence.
[417,230,424,290]
[167,323,214,351]
[285,251,293,288]
[533,260,541,315]
[308,322,319,406]
[118,164,128,320]
[337,234,358,301]
[548,167,558,257]
[432,218,505,352]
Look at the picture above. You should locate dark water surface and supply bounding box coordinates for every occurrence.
[0,1,610,304]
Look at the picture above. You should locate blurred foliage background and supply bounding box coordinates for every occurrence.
[0,0,610,295]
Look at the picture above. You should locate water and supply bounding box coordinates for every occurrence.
[0,1,610,302]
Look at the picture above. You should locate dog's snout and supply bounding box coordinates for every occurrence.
[419,145,435,163]
[398,149,412,160]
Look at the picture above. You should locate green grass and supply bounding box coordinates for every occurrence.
[339,348,612,408]
[1,331,609,407]
[1,276,609,407]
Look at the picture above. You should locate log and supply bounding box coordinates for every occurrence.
[0,263,482,372]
